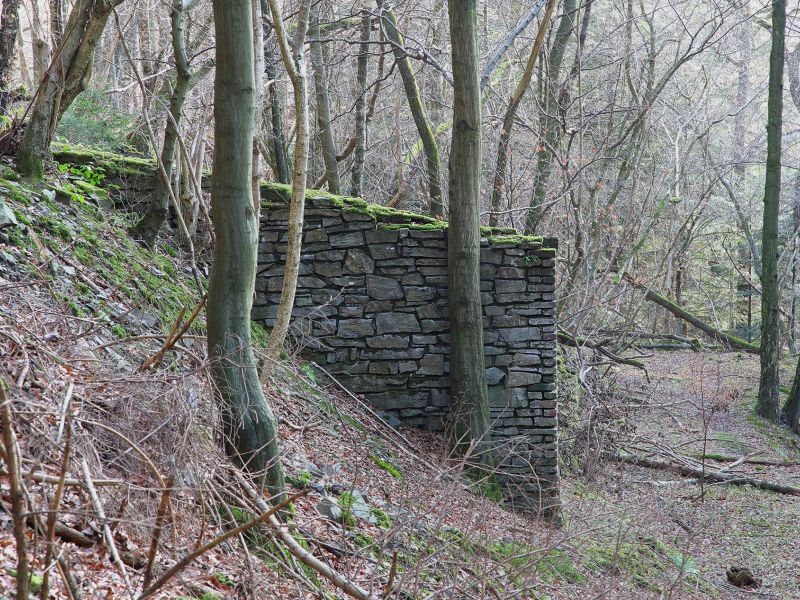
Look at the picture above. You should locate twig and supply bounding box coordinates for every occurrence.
[56,381,74,445]
[81,459,133,592]
[0,382,30,600]
[41,414,74,599]
[137,489,307,599]
[140,295,206,371]
[384,550,399,598]
[142,474,175,589]
[236,474,381,600]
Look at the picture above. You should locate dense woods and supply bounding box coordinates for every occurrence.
[1,0,800,598]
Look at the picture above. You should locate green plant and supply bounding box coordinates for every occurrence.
[371,454,402,479]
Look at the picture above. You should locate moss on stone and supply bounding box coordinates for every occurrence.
[487,234,543,247]
[52,144,155,178]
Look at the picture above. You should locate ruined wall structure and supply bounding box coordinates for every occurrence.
[255,191,560,515]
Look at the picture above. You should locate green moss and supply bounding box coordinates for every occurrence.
[488,234,543,247]
[0,165,19,180]
[583,537,705,592]
[6,569,44,593]
[468,472,503,502]
[377,222,447,232]
[370,507,393,529]
[52,144,155,178]
[12,209,31,226]
[370,454,402,479]
[111,324,129,339]
[286,469,313,489]
[251,321,271,348]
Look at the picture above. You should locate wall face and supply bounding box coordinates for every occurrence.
[255,195,559,515]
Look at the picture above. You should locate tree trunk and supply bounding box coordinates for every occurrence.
[252,0,265,209]
[525,0,577,233]
[488,0,556,226]
[50,0,64,49]
[132,0,192,245]
[262,0,313,376]
[378,0,443,217]
[756,0,785,422]
[17,0,124,178]
[446,0,493,472]
[309,4,341,194]
[261,1,291,185]
[208,0,285,501]
[350,9,370,197]
[0,0,22,110]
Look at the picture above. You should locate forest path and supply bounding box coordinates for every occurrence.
[562,351,800,598]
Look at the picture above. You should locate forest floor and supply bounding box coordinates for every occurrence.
[558,350,800,599]
[1,154,799,598]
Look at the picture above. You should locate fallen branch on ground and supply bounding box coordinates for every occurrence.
[623,275,760,354]
[618,452,800,496]
[236,474,381,600]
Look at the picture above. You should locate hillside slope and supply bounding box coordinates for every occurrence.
[0,150,770,599]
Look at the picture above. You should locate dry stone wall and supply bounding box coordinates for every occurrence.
[50,149,560,515]
[255,193,560,516]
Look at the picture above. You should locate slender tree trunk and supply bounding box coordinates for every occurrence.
[525,0,578,233]
[132,0,192,245]
[756,0,785,422]
[17,0,124,178]
[350,9,370,197]
[208,0,285,501]
[309,4,340,194]
[378,0,443,217]
[252,0,265,208]
[489,0,556,226]
[262,0,312,376]
[0,0,22,110]
[50,0,64,49]
[446,0,493,471]
[261,0,291,185]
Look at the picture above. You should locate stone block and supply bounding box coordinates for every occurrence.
[345,249,374,274]
[337,319,375,338]
[367,275,404,300]
[376,312,421,334]
[419,353,445,376]
[366,335,410,349]
[329,231,365,247]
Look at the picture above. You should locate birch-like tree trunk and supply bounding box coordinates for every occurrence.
[0,0,22,110]
[378,0,443,217]
[208,0,285,501]
[488,0,556,226]
[262,0,313,379]
[350,9,370,197]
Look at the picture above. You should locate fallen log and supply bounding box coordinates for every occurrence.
[688,452,800,467]
[623,275,760,354]
[618,452,800,496]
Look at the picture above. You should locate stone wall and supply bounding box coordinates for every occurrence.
[255,192,560,516]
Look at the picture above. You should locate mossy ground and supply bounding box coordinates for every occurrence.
[1,159,204,339]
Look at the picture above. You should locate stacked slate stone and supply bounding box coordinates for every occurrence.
[255,194,559,516]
